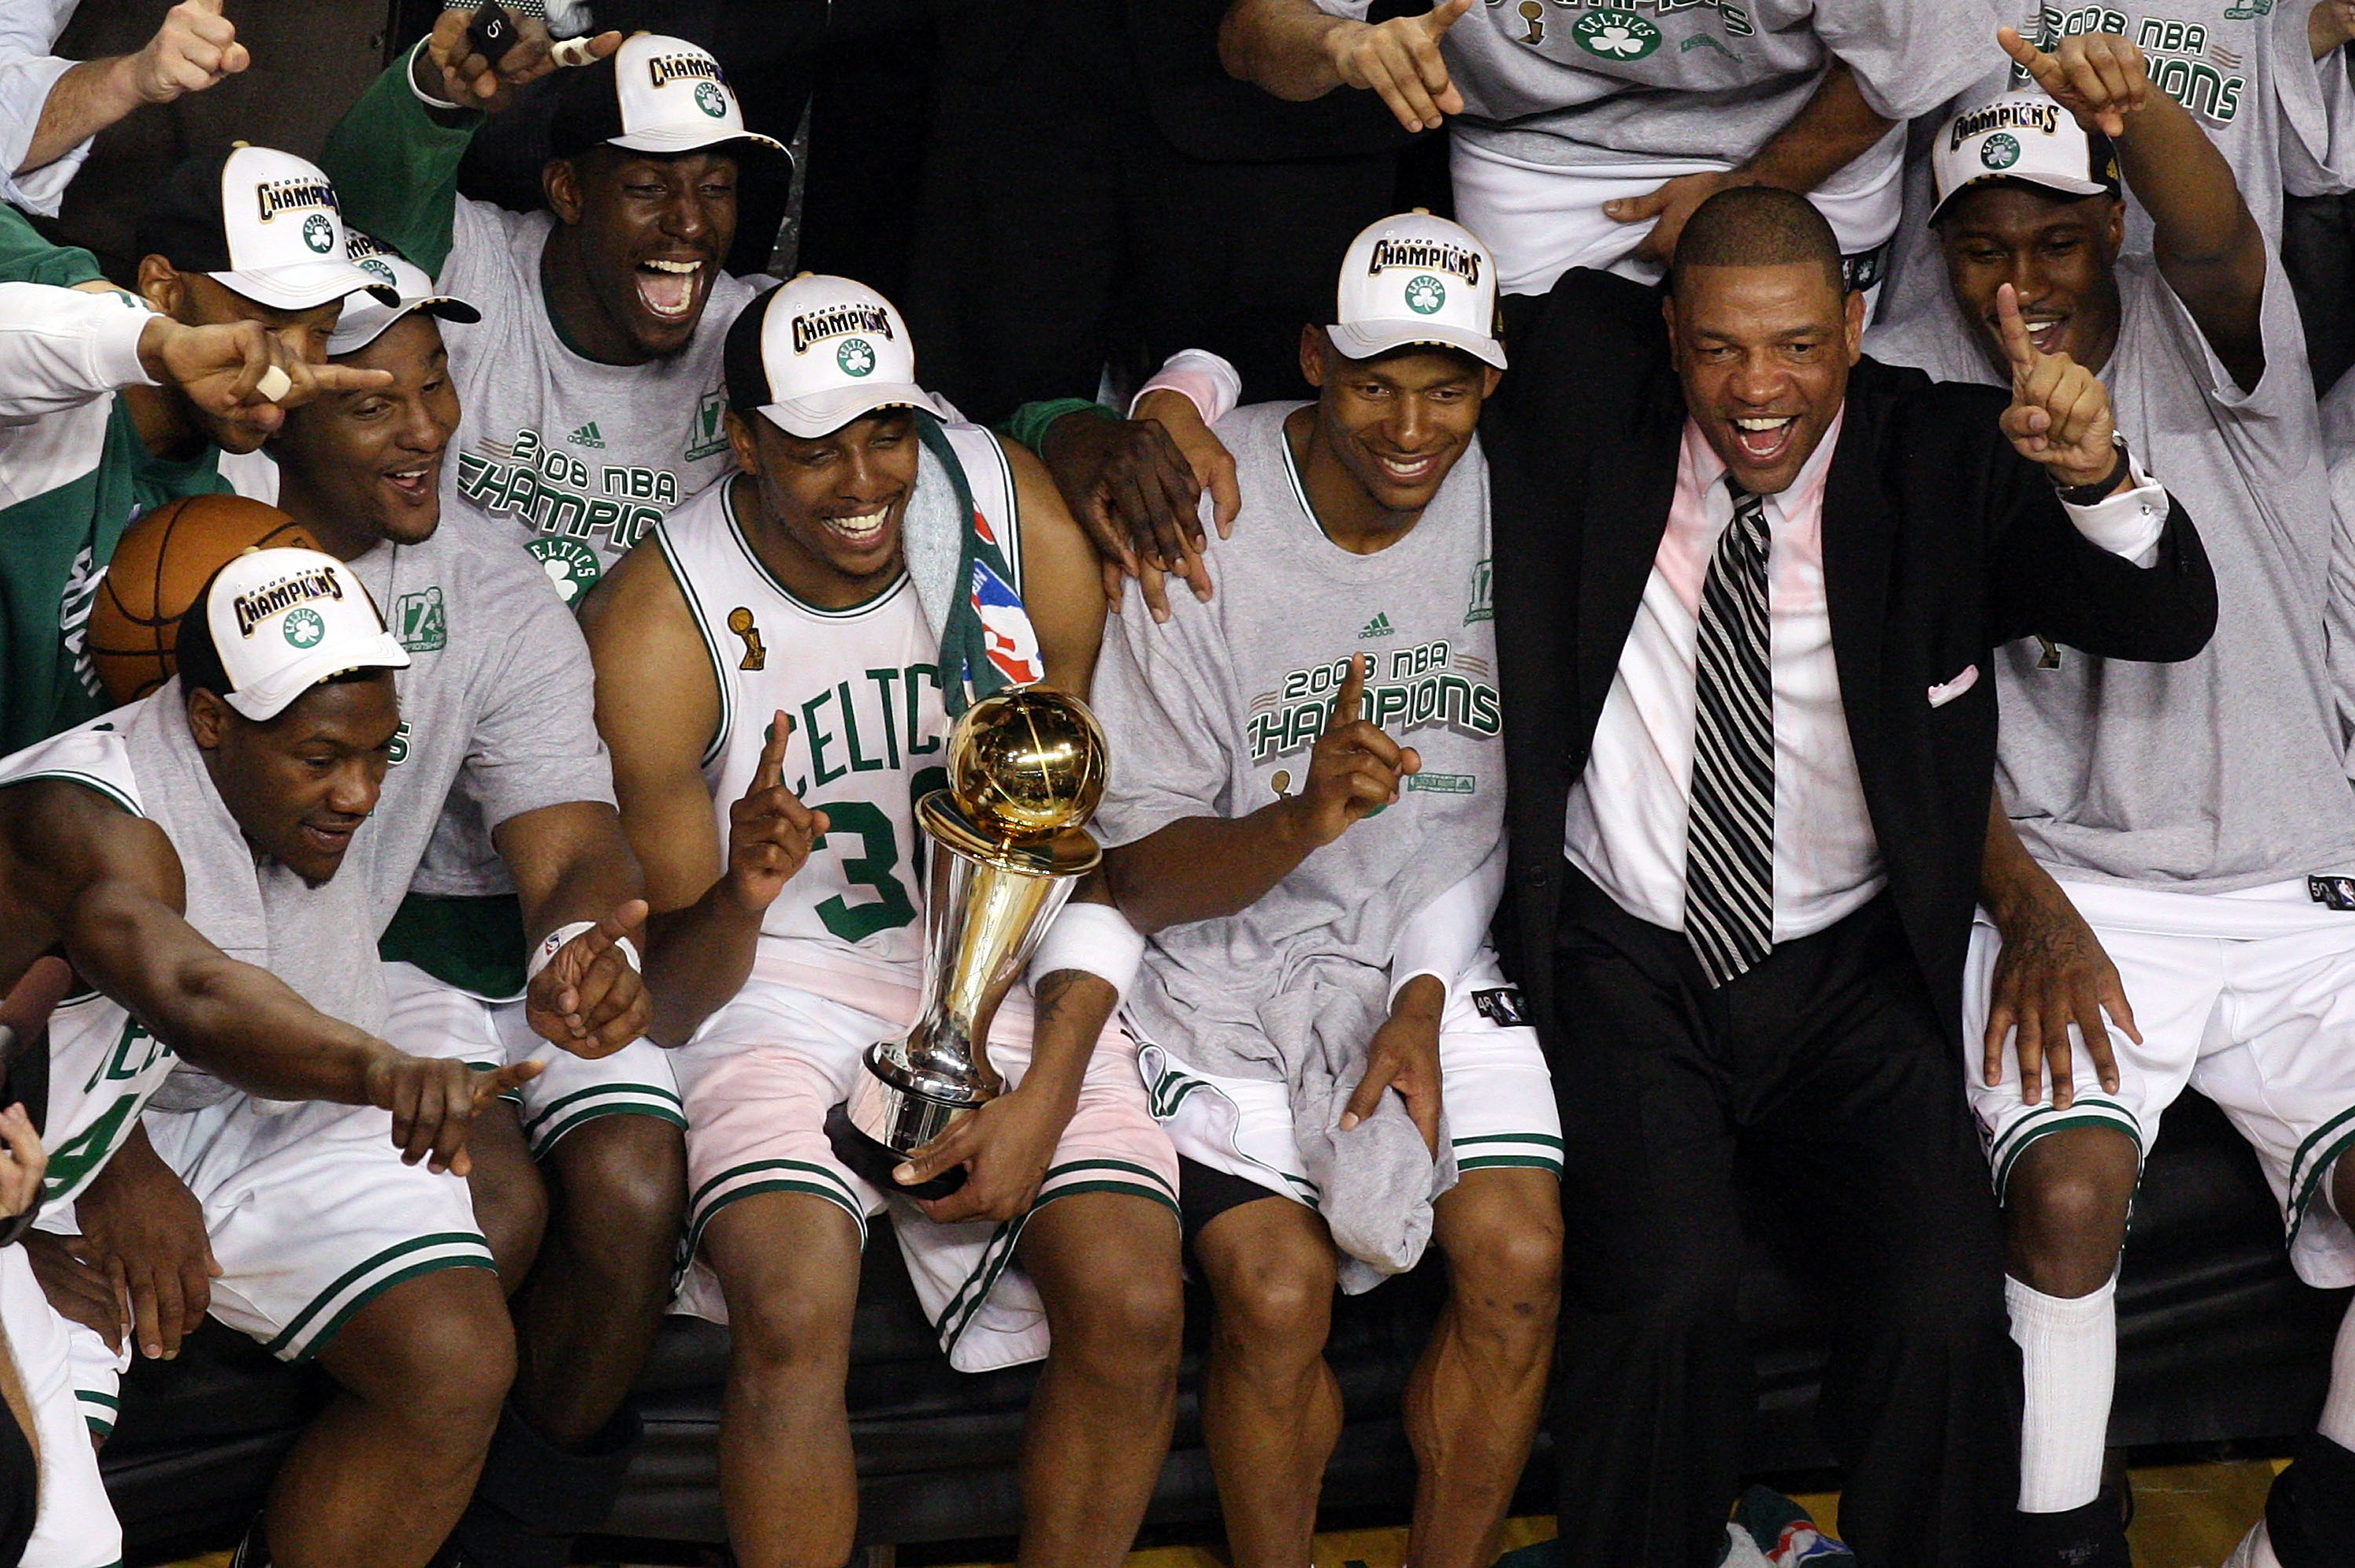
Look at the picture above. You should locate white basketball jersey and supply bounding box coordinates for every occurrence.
[653,424,1021,983]
[0,717,178,1209]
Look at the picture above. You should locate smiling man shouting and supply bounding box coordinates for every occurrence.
[319,27,783,608]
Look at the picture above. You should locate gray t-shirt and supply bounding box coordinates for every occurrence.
[1868,250,2355,888]
[2329,450,2355,780]
[341,507,615,923]
[1090,401,1503,1073]
[1318,0,1995,171]
[434,198,765,609]
[122,682,391,1111]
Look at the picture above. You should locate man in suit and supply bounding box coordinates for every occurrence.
[1030,183,2215,1566]
[1483,188,2214,1566]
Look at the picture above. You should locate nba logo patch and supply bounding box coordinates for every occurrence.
[969,557,1043,687]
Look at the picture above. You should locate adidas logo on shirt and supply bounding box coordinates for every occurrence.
[1358,611,1394,640]
[568,421,605,449]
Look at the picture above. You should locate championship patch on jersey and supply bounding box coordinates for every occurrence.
[969,552,1042,687]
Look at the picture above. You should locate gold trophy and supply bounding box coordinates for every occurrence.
[826,687,1108,1198]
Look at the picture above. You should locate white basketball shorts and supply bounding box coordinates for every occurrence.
[1965,877,2355,1289]
[382,960,685,1156]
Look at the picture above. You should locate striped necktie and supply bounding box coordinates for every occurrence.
[1683,481,1775,987]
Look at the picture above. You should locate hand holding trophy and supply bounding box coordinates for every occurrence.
[825,686,1109,1198]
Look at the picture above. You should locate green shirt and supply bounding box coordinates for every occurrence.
[0,241,232,752]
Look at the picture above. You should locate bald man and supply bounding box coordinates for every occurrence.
[1101,188,2217,1566]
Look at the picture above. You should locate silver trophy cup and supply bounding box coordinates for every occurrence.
[827,687,1108,1198]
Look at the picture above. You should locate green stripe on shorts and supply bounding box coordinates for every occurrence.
[262,1231,495,1361]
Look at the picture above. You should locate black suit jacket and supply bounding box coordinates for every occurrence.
[1486,269,2218,1048]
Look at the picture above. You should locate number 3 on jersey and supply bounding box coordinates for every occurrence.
[808,767,946,943]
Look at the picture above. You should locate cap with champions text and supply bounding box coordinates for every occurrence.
[725,275,929,439]
[136,145,400,314]
[1930,91,2120,225]
[329,228,481,356]
[188,547,410,721]
[549,33,787,164]
[1330,211,1506,372]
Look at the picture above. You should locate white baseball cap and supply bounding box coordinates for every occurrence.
[1329,211,1506,371]
[137,145,400,314]
[725,275,928,439]
[328,229,480,357]
[550,34,787,163]
[1930,92,2121,225]
[199,547,409,721]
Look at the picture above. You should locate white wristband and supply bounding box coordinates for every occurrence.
[407,38,465,111]
[527,920,640,982]
[1028,903,1145,999]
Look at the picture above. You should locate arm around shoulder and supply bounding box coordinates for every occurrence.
[1007,436,1108,698]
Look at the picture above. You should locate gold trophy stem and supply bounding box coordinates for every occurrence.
[830,792,1100,1199]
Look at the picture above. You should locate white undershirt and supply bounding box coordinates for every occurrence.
[1565,414,2169,942]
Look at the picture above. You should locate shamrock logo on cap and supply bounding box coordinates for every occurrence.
[1404,275,1447,315]
[359,257,396,284]
[283,607,325,649]
[694,81,727,118]
[1981,133,2022,170]
[838,339,876,377]
[301,213,334,255]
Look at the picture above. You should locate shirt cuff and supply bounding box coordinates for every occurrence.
[93,297,160,389]
[2061,451,2167,567]
[1131,348,1242,427]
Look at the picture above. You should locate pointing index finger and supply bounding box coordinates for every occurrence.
[1995,26,2044,72]
[1995,283,2039,382]
[1330,654,1367,731]
[750,710,791,795]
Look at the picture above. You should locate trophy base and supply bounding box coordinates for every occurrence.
[823,1100,969,1201]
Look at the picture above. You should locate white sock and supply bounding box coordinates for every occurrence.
[2007,1271,2118,1513]
[2320,1294,2355,1452]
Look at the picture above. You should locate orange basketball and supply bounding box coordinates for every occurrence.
[86,494,319,704]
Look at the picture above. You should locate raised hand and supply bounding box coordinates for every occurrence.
[1287,655,1420,848]
[526,898,654,1056]
[1995,283,2122,490]
[417,7,623,115]
[129,1,249,105]
[1998,26,2152,138]
[722,711,827,916]
[366,1050,542,1176]
[1340,974,1444,1153]
[138,315,395,442]
[1326,0,1472,133]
